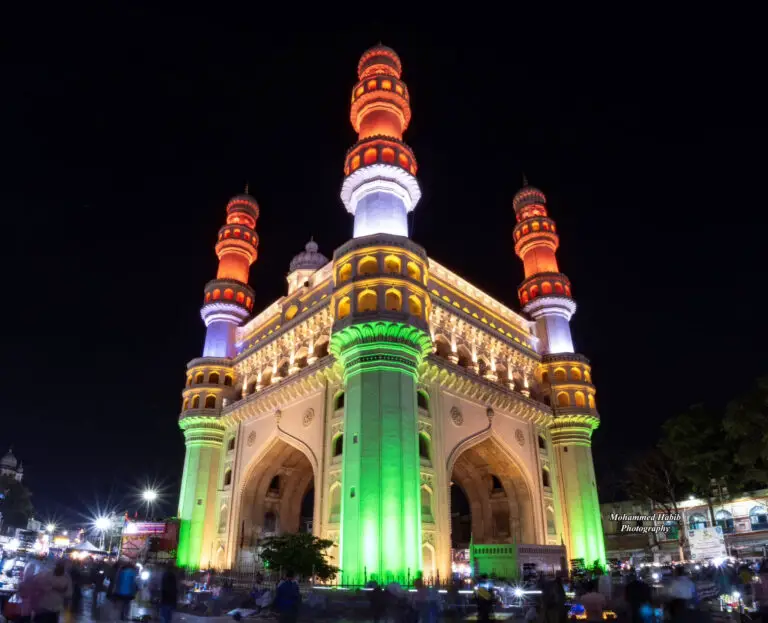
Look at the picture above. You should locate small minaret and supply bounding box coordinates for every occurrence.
[341,45,421,238]
[177,190,259,569]
[200,192,259,357]
[512,183,606,567]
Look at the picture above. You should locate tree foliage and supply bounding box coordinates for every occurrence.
[0,475,34,529]
[723,376,768,483]
[258,533,337,580]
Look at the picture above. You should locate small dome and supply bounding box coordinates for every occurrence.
[513,185,547,212]
[358,44,402,79]
[289,239,328,273]
[1,449,17,469]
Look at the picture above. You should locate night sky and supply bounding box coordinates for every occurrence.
[3,13,766,524]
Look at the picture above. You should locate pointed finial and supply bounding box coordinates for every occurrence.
[522,173,528,187]
[244,182,249,194]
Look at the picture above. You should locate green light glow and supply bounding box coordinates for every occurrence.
[332,320,427,585]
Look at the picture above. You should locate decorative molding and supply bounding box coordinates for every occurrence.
[450,406,464,427]
[331,422,344,437]
[420,473,434,489]
[421,359,552,427]
[418,421,432,436]
[302,408,315,427]
[246,431,257,447]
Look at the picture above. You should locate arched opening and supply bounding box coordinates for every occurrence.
[541,371,550,384]
[357,289,377,313]
[422,545,435,581]
[542,468,551,488]
[381,147,395,163]
[224,375,233,386]
[227,437,236,452]
[456,345,472,368]
[337,296,351,320]
[538,435,546,450]
[334,392,345,411]
[554,282,564,294]
[338,263,352,283]
[408,295,422,317]
[418,433,431,461]
[328,484,341,523]
[451,438,535,545]
[238,440,315,548]
[223,469,232,487]
[236,291,245,304]
[584,370,592,383]
[384,255,401,273]
[556,392,570,407]
[204,395,216,409]
[358,256,378,276]
[299,486,314,533]
[261,368,273,388]
[406,262,421,281]
[716,510,734,533]
[688,513,708,530]
[186,375,192,387]
[223,288,234,300]
[421,486,433,520]
[434,335,451,358]
[546,508,557,535]
[570,367,582,381]
[182,398,189,411]
[314,336,330,359]
[541,281,552,295]
[554,368,567,383]
[588,395,596,409]
[574,391,586,408]
[191,395,200,409]
[195,372,204,384]
[208,372,220,384]
[750,506,768,530]
[385,288,402,311]
[332,434,344,457]
[219,504,229,533]
[417,390,429,410]
[363,147,377,165]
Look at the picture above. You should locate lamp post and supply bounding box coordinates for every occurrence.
[142,489,158,520]
[94,516,111,550]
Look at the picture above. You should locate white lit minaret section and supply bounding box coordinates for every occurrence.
[340,45,421,238]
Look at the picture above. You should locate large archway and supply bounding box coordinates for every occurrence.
[237,439,315,556]
[450,437,536,545]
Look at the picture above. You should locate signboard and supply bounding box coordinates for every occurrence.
[124,522,166,535]
[688,527,727,560]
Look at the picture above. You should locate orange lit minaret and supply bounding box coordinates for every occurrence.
[513,182,606,566]
[177,189,260,569]
[200,191,259,358]
[513,184,575,353]
[341,45,421,238]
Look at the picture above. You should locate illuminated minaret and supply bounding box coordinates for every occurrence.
[513,183,606,566]
[341,45,421,238]
[331,45,431,584]
[176,191,259,569]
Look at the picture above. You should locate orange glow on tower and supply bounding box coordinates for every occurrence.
[513,185,572,306]
[214,194,259,283]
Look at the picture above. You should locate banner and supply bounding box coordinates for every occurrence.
[688,526,727,560]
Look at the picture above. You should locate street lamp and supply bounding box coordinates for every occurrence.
[94,516,111,550]
[46,523,56,534]
[142,489,158,520]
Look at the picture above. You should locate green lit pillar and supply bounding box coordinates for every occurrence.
[330,238,432,586]
[551,419,605,566]
[177,417,225,568]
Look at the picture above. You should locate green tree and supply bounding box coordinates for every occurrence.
[624,448,687,559]
[660,404,747,526]
[258,533,337,581]
[723,376,768,483]
[0,475,34,529]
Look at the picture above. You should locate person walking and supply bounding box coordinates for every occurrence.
[274,570,301,623]
[112,562,138,621]
[159,566,178,623]
[36,562,73,623]
[579,580,607,622]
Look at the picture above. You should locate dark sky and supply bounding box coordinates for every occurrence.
[3,12,766,523]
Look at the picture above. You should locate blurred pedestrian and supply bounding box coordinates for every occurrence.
[274,570,301,623]
[36,562,73,623]
[159,566,178,623]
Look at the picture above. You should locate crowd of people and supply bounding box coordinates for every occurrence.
[2,558,180,623]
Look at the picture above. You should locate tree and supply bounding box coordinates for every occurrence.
[660,404,747,526]
[723,376,768,484]
[0,475,34,530]
[258,533,337,581]
[624,448,688,559]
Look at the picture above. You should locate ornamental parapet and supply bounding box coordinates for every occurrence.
[344,135,417,177]
[518,272,572,305]
[340,163,421,214]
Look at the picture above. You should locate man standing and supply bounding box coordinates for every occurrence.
[159,566,178,623]
[274,570,301,623]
